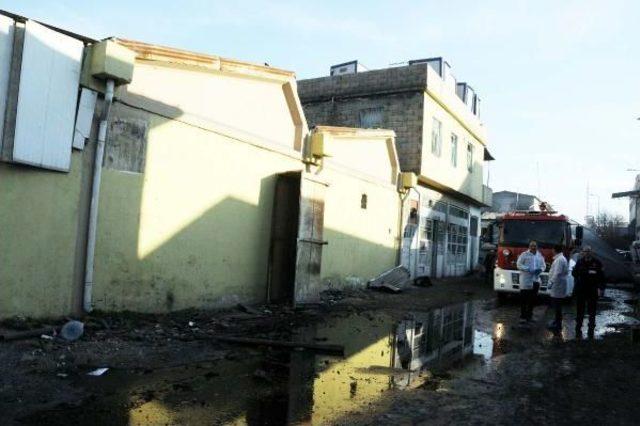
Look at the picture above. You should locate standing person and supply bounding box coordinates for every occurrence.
[484,249,496,286]
[572,246,605,338]
[547,244,569,331]
[516,241,546,324]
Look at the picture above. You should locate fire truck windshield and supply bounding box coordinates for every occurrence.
[501,220,565,248]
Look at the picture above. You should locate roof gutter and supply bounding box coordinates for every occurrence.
[0,9,97,44]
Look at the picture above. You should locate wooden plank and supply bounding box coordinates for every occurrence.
[0,327,56,341]
[294,175,326,304]
[210,335,344,356]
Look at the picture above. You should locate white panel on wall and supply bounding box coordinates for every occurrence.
[72,88,97,150]
[0,16,14,143]
[13,21,83,171]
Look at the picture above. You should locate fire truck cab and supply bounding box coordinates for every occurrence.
[484,209,583,300]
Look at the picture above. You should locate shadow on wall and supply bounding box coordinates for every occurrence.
[94,175,273,312]
[94,182,399,312]
[91,97,398,313]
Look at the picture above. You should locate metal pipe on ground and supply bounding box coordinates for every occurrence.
[0,327,57,342]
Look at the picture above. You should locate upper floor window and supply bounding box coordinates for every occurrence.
[431,118,442,157]
[450,133,458,167]
[359,107,384,128]
[466,142,474,172]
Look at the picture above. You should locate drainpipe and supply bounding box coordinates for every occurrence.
[83,79,115,312]
[396,190,411,266]
[397,190,409,266]
[410,187,422,278]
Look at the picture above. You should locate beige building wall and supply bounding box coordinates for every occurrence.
[0,38,406,318]
[90,48,307,312]
[0,154,84,318]
[311,127,401,289]
[421,93,485,204]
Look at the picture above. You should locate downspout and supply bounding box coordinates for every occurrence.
[396,189,410,266]
[410,187,422,277]
[83,79,115,312]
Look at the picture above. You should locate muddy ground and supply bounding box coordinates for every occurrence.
[2,277,640,425]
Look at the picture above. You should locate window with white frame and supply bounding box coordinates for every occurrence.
[450,133,458,167]
[447,223,468,266]
[466,141,474,172]
[431,118,442,157]
[449,205,469,220]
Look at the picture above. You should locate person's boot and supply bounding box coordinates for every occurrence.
[575,326,583,339]
[588,327,595,340]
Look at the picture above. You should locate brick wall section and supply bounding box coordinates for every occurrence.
[299,64,430,174]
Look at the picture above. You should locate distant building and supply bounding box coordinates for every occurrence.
[612,174,640,241]
[298,57,495,277]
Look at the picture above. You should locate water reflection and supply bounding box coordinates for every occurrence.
[22,302,480,425]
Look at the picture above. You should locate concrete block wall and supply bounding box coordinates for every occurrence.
[297,64,429,101]
[301,92,424,174]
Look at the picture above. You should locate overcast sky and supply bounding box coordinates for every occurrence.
[4,0,639,221]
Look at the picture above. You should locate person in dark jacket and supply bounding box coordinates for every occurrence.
[572,246,605,338]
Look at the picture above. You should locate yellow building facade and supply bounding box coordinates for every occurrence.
[0,27,405,317]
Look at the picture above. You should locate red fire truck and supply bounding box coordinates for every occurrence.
[485,207,583,301]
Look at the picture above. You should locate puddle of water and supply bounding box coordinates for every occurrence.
[21,302,480,425]
[473,330,493,360]
[21,289,638,425]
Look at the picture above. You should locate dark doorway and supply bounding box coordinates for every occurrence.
[268,172,302,304]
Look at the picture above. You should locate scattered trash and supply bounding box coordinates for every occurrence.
[87,367,109,376]
[367,266,410,292]
[236,303,261,315]
[40,334,54,340]
[60,320,84,342]
[413,276,432,287]
[371,283,402,294]
[56,373,68,378]
[188,321,196,327]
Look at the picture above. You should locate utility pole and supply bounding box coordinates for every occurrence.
[586,181,590,220]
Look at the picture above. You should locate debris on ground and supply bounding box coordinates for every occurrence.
[1,326,57,342]
[367,266,411,292]
[236,303,261,315]
[87,367,109,376]
[60,320,84,342]
[413,276,433,287]
[0,276,496,424]
[371,283,402,293]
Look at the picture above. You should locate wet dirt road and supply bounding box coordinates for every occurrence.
[15,287,640,425]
